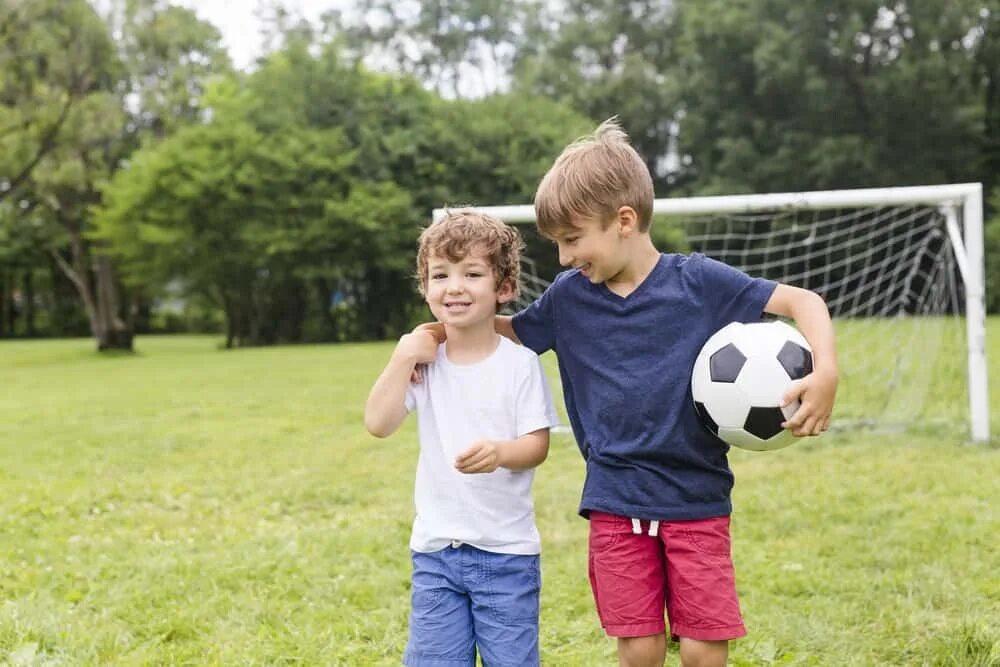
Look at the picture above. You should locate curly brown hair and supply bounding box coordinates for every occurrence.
[416,209,523,305]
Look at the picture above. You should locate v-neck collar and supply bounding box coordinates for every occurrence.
[596,254,665,302]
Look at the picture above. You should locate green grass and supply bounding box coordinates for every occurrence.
[1,321,999,665]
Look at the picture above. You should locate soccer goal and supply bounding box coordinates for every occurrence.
[432,183,990,443]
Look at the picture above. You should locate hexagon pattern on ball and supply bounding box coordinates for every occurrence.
[691,320,813,451]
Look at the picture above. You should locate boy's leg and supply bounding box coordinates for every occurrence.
[466,547,541,667]
[677,638,728,667]
[588,512,668,667]
[660,516,745,667]
[404,549,476,667]
[617,635,666,667]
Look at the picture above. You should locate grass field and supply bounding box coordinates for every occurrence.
[1,321,999,666]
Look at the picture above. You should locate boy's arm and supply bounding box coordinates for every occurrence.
[764,284,838,437]
[454,428,550,474]
[494,315,521,344]
[364,330,439,438]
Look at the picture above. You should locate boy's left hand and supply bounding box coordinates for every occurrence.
[781,368,838,436]
[454,440,500,474]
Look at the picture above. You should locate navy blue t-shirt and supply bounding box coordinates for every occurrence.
[512,252,777,521]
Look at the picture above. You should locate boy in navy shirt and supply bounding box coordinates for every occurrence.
[492,119,839,667]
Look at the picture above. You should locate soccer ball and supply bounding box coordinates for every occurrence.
[692,321,813,451]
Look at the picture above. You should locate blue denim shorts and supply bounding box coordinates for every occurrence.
[404,544,541,667]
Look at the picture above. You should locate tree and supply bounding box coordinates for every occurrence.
[331,0,523,98]
[93,77,414,347]
[0,0,112,201]
[668,0,990,194]
[94,28,592,344]
[0,0,231,348]
[0,0,133,347]
[512,0,682,190]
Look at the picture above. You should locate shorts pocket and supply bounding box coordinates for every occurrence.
[484,553,540,624]
[588,513,624,554]
[410,552,445,610]
[680,517,732,557]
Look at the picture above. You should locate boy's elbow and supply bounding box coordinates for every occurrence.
[538,439,550,462]
[533,432,551,465]
[807,288,829,311]
[364,414,391,438]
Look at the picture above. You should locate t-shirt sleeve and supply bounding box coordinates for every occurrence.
[511,278,558,355]
[514,355,561,437]
[404,378,422,413]
[697,253,778,328]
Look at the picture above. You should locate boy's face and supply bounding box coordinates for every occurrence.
[551,215,626,284]
[424,245,513,329]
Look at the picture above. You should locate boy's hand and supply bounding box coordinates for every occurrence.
[408,323,446,383]
[413,322,446,344]
[781,368,838,436]
[396,328,440,367]
[454,440,501,474]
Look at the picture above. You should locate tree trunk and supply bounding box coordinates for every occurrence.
[0,270,10,337]
[51,217,133,352]
[222,291,236,349]
[315,278,338,341]
[93,253,132,350]
[23,269,36,337]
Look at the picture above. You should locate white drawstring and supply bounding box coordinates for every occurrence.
[631,518,660,536]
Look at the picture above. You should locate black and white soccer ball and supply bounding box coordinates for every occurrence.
[692,321,813,451]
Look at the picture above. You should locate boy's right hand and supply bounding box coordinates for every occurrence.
[402,323,446,383]
[412,321,446,344]
[397,328,440,366]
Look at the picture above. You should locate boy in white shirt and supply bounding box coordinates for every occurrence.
[365,209,560,666]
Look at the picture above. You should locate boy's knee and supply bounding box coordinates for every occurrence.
[678,638,728,667]
[617,634,666,667]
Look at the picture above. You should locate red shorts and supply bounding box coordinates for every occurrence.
[587,512,746,641]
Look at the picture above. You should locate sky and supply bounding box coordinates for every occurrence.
[173,0,344,70]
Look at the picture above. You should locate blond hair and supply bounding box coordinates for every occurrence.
[534,117,654,236]
[416,209,523,302]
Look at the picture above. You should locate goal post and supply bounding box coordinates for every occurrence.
[432,183,990,443]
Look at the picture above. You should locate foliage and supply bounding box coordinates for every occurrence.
[0,0,231,347]
[94,109,414,346]
[668,0,990,195]
[6,0,1000,341]
[331,0,525,98]
[0,0,116,199]
[512,0,681,190]
[93,36,590,344]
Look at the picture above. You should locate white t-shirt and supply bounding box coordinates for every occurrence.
[404,336,560,555]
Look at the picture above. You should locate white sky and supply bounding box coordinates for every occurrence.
[174,0,345,70]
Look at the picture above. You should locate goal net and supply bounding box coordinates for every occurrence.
[434,184,990,443]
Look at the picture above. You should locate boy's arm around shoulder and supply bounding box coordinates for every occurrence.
[764,284,839,437]
[495,315,520,344]
[363,329,439,438]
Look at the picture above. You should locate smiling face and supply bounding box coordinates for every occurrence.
[424,245,513,330]
[550,215,629,285]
